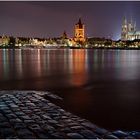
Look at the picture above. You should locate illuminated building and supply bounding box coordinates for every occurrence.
[0,35,10,46]
[74,18,85,43]
[121,17,140,41]
[30,38,46,47]
[0,37,2,45]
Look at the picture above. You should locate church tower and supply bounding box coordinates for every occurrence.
[121,17,128,41]
[128,17,135,32]
[74,18,85,43]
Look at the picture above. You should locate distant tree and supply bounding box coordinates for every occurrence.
[104,40,112,46]
[125,40,132,47]
[9,36,15,47]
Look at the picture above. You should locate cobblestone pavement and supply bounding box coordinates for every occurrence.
[0,91,140,139]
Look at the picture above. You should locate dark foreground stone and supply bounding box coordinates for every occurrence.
[0,90,138,139]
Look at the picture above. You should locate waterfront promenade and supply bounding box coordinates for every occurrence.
[0,90,139,139]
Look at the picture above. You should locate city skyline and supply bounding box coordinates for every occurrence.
[0,1,140,40]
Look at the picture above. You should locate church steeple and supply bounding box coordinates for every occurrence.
[74,18,85,44]
[130,16,133,25]
[78,18,82,24]
[121,16,128,41]
[76,18,83,28]
[123,16,127,25]
[134,21,136,31]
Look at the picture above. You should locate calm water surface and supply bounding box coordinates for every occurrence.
[0,48,140,130]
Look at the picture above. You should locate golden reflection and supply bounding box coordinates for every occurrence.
[69,49,88,87]
[2,49,10,80]
[0,50,2,79]
[15,49,23,79]
[36,49,41,77]
[68,49,73,72]
[46,49,50,72]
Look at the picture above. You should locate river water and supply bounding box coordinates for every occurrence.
[0,48,140,130]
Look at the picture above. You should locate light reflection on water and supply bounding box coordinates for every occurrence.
[0,49,140,130]
[1,48,140,90]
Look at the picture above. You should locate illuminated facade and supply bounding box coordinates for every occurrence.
[74,18,85,43]
[0,35,10,46]
[121,17,140,41]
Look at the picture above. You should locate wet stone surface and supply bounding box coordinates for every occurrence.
[0,90,139,139]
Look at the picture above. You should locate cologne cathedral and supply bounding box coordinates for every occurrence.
[121,17,140,41]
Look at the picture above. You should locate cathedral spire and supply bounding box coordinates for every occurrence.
[78,18,82,24]
[77,18,83,28]
[134,21,136,31]
[121,16,128,41]
[130,16,133,25]
[123,16,127,25]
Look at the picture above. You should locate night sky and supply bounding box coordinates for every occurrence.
[0,1,140,40]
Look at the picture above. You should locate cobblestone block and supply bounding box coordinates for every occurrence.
[36,133,49,139]
[0,116,8,122]
[42,124,55,132]
[81,122,97,129]
[24,119,35,125]
[51,132,65,138]
[41,114,52,120]
[15,111,26,116]
[60,127,72,133]
[129,131,140,138]
[94,127,108,135]
[22,109,32,114]
[70,125,85,130]
[48,119,58,124]
[1,109,12,114]
[17,129,35,138]
[9,118,23,124]
[0,122,11,128]
[104,134,118,139]
[13,122,27,130]
[67,132,84,138]
[20,115,31,120]
[112,130,128,138]
[80,130,99,139]
[0,128,16,138]
[6,113,17,119]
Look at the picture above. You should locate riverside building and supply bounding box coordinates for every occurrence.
[74,18,86,44]
[121,17,140,41]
